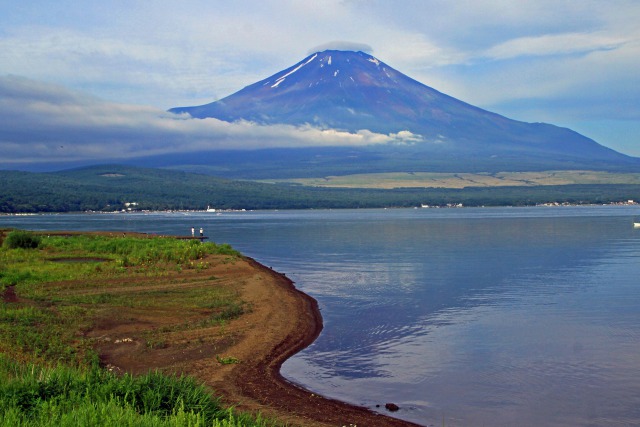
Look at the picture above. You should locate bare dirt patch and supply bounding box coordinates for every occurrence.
[2,285,18,303]
[47,257,110,263]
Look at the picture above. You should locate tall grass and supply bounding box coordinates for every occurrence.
[0,356,278,426]
[39,235,239,266]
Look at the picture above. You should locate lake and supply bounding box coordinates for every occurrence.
[2,206,640,426]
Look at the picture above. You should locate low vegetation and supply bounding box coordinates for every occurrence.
[266,170,640,189]
[0,230,279,427]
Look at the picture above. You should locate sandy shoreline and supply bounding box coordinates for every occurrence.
[224,257,423,426]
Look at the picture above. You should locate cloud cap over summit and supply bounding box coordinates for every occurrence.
[307,41,373,54]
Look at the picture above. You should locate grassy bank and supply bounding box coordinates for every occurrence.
[0,230,281,426]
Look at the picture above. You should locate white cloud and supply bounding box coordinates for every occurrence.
[483,32,629,60]
[307,41,373,54]
[0,76,407,165]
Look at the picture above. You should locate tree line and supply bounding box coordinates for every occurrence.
[2,165,640,213]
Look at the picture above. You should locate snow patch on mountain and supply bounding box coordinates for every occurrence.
[271,53,318,88]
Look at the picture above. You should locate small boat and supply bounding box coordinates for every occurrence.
[206,206,216,213]
[634,222,640,228]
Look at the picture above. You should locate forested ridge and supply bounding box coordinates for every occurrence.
[2,165,640,213]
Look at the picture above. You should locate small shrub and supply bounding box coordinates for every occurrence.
[214,243,240,257]
[216,355,240,365]
[196,261,209,271]
[212,303,246,322]
[3,231,41,249]
[145,338,167,349]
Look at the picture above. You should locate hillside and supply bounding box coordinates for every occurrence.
[265,170,640,189]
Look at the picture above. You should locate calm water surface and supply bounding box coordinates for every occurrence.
[3,206,640,426]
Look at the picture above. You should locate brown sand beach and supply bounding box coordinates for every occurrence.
[51,233,424,426]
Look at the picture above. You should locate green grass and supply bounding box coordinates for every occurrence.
[0,356,277,426]
[38,234,240,267]
[1,233,240,297]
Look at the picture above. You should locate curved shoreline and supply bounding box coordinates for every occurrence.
[229,257,423,427]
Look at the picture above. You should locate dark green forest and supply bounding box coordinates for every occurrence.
[2,165,640,213]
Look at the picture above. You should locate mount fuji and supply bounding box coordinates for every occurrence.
[168,49,639,178]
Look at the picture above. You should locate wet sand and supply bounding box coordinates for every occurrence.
[209,257,422,426]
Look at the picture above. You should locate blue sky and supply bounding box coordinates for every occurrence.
[1,0,640,166]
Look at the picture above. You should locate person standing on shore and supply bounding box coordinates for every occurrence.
[191,227,195,237]
[199,227,204,237]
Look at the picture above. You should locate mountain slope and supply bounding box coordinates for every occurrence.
[170,50,633,165]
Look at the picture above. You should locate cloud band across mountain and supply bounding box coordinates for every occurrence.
[0,76,419,166]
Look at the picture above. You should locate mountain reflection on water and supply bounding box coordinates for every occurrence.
[3,206,640,426]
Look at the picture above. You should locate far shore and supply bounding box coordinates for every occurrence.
[1,199,639,217]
